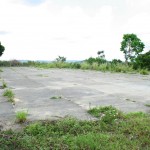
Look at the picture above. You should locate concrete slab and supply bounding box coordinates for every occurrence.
[0,67,150,127]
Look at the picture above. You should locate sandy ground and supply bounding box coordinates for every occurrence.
[0,67,150,130]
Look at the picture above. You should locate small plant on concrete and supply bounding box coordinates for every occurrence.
[145,104,150,107]
[16,111,28,123]
[50,96,62,99]
[3,89,15,103]
[2,81,7,89]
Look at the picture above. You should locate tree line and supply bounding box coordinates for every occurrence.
[0,33,150,70]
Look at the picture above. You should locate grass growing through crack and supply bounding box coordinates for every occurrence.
[2,80,7,89]
[3,89,15,103]
[50,96,62,99]
[16,111,28,123]
[145,104,150,107]
[0,106,149,149]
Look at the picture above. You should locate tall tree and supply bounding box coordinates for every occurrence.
[120,34,145,63]
[0,42,5,57]
[97,50,105,58]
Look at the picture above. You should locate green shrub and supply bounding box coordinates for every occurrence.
[139,69,149,75]
[98,63,108,72]
[91,62,99,70]
[80,62,91,70]
[134,50,150,70]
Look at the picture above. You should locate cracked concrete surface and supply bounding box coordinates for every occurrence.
[0,67,150,130]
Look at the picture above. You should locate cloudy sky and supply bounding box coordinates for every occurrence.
[0,0,150,61]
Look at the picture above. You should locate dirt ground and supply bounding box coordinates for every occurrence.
[0,67,150,130]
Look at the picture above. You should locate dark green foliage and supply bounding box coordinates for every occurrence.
[134,50,150,70]
[55,56,66,62]
[111,59,122,64]
[97,50,105,58]
[70,62,81,69]
[0,42,5,57]
[120,34,145,62]
[85,57,107,65]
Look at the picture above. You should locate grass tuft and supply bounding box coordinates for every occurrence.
[50,96,62,99]
[3,89,15,103]
[16,111,28,123]
[145,104,150,107]
[2,81,7,89]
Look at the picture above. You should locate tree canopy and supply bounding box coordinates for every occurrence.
[120,34,145,62]
[0,42,5,57]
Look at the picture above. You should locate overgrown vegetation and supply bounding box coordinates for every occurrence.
[0,56,149,75]
[0,42,5,57]
[3,89,15,103]
[0,106,149,149]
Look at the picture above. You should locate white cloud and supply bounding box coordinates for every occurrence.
[0,0,150,61]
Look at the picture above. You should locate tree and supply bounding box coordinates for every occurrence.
[0,42,5,57]
[120,34,145,63]
[134,50,150,70]
[55,56,66,62]
[97,50,105,58]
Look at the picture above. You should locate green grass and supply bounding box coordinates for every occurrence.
[16,111,28,123]
[139,69,149,75]
[0,106,149,149]
[145,104,150,107]
[50,96,62,99]
[3,89,15,103]
[2,80,7,89]
[0,60,149,74]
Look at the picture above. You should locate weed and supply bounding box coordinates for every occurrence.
[145,104,150,107]
[16,111,28,123]
[50,96,62,99]
[3,89,15,103]
[2,81,7,89]
[88,106,123,123]
[37,74,48,77]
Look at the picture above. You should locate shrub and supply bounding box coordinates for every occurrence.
[134,50,150,70]
[80,62,91,70]
[139,69,149,75]
[10,59,21,66]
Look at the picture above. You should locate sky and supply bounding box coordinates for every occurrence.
[0,0,150,61]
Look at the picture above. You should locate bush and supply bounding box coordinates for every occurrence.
[111,59,122,64]
[134,50,150,70]
[139,69,149,75]
[85,57,107,65]
[10,59,21,66]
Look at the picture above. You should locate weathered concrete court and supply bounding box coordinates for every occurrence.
[0,67,150,129]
